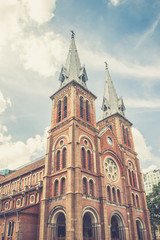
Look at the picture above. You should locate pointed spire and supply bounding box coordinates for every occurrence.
[59,31,88,88]
[100,62,125,120]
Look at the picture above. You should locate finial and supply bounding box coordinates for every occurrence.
[71,30,75,39]
[104,61,108,69]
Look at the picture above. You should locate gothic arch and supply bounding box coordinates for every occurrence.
[136,217,145,240]
[109,211,126,240]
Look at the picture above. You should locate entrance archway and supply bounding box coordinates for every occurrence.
[136,219,144,240]
[110,213,126,240]
[48,206,66,240]
[83,213,92,240]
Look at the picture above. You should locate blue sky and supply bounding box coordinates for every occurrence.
[0,0,160,171]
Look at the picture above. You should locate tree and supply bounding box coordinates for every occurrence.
[146,181,160,240]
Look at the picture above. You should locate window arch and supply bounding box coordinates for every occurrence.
[126,128,130,146]
[87,150,91,170]
[58,100,61,122]
[86,100,89,121]
[117,189,121,204]
[132,193,136,207]
[81,148,86,168]
[107,186,111,201]
[89,180,94,196]
[128,169,132,186]
[80,96,84,118]
[112,188,116,202]
[136,195,140,208]
[63,96,67,119]
[61,178,66,195]
[57,151,60,171]
[62,148,66,168]
[55,180,59,196]
[132,171,136,187]
[122,125,126,144]
[83,178,87,195]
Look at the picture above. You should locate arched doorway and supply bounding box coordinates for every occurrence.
[82,207,100,240]
[83,213,92,240]
[48,207,66,240]
[110,213,126,240]
[136,219,144,240]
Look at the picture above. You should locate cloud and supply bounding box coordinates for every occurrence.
[142,165,157,174]
[0,91,11,114]
[135,15,160,49]
[126,98,160,109]
[0,126,49,170]
[108,0,127,7]
[132,127,158,166]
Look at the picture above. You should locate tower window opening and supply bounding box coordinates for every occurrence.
[62,148,66,168]
[55,180,59,196]
[126,128,130,146]
[83,178,87,195]
[87,150,91,170]
[58,100,62,122]
[136,195,140,208]
[81,148,86,168]
[64,96,67,119]
[57,151,60,171]
[128,169,132,186]
[89,180,94,196]
[86,100,89,121]
[132,193,136,207]
[107,186,111,201]
[122,125,127,145]
[117,189,121,204]
[61,178,65,195]
[8,220,14,237]
[80,96,84,118]
[112,188,116,202]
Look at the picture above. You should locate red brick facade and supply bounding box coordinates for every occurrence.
[0,36,152,240]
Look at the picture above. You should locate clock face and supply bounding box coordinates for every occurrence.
[104,158,119,182]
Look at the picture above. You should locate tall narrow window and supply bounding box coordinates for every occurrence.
[61,178,65,195]
[122,125,126,144]
[132,193,136,207]
[126,128,130,146]
[58,100,61,122]
[8,221,14,237]
[136,195,140,208]
[107,186,111,201]
[132,171,136,187]
[80,96,84,118]
[117,189,121,204]
[55,180,59,196]
[64,96,67,119]
[89,180,94,196]
[57,151,60,171]
[87,150,91,170]
[83,178,87,195]
[112,188,116,202]
[81,148,86,168]
[62,148,66,168]
[128,169,132,186]
[86,100,89,121]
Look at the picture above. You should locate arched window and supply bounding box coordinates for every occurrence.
[117,189,121,204]
[83,178,87,195]
[87,150,91,170]
[86,100,89,121]
[132,171,136,187]
[136,195,140,208]
[132,193,136,207]
[63,96,67,119]
[61,178,65,195]
[62,148,66,168]
[126,128,130,146]
[89,180,94,196]
[57,151,60,171]
[55,180,59,196]
[80,96,84,118]
[58,100,61,122]
[128,169,132,186]
[122,125,126,144]
[107,186,111,201]
[112,188,116,202]
[81,148,86,168]
[8,221,14,237]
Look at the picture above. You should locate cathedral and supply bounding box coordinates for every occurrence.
[0,33,152,240]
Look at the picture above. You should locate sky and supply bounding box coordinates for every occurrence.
[0,0,160,172]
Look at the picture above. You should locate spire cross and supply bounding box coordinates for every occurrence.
[104,61,108,69]
[71,30,75,38]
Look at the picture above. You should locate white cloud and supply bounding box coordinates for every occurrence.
[108,0,127,7]
[126,98,160,109]
[142,165,157,174]
[132,127,158,164]
[0,126,49,170]
[0,91,11,114]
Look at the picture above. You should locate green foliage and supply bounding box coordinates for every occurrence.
[146,182,160,239]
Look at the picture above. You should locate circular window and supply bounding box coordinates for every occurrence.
[16,199,21,207]
[104,158,119,182]
[5,202,8,209]
[59,140,64,146]
[107,136,113,146]
[30,195,35,204]
[84,140,88,146]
